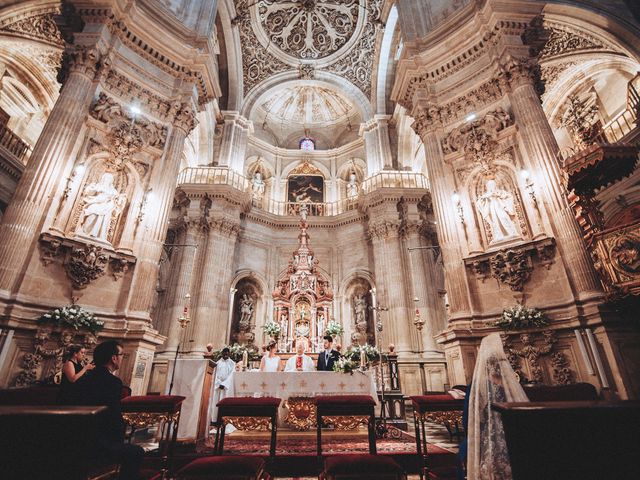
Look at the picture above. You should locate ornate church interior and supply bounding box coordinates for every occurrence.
[0,0,639,479]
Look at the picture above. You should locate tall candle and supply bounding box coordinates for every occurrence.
[360,348,367,369]
[242,350,248,370]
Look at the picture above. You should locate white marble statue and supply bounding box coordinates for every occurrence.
[78,172,125,241]
[346,172,358,199]
[354,294,367,332]
[476,178,518,242]
[251,172,265,199]
[239,293,254,330]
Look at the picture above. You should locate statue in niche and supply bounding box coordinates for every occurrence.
[354,294,368,333]
[346,172,358,199]
[78,172,126,242]
[476,178,518,243]
[251,172,265,199]
[238,293,254,331]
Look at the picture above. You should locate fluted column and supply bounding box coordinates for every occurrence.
[369,221,413,354]
[201,218,240,348]
[360,115,394,175]
[504,62,601,299]
[0,46,100,292]
[406,225,443,353]
[128,103,197,318]
[217,111,252,172]
[163,220,199,354]
[412,97,472,319]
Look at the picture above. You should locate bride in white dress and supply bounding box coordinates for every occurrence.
[259,341,282,372]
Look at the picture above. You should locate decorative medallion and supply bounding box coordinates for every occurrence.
[257,0,360,60]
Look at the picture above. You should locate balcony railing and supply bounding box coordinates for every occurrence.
[0,124,31,164]
[177,167,429,217]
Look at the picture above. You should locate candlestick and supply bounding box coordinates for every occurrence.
[242,350,248,371]
[360,348,367,370]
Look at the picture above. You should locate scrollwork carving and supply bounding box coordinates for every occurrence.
[0,12,64,46]
[65,244,109,289]
[489,249,532,292]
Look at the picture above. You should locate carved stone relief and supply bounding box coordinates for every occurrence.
[0,12,64,47]
[540,26,606,59]
[38,233,136,292]
[13,328,99,387]
[257,0,360,60]
[464,238,556,291]
[501,330,573,385]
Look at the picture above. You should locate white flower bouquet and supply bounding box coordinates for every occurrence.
[262,321,282,338]
[493,305,549,331]
[38,305,104,334]
[345,344,380,364]
[324,320,344,337]
[332,356,356,374]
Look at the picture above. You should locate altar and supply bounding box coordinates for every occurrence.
[223,371,378,430]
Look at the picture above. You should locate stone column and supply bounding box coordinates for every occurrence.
[217,111,252,172]
[504,62,601,299]
[162,220,199,354]
[369,221,413,354]
[0,46,100,292]
[411,97,472,319]
[406,225,443,354]
[195,217,240,349]
[128,102,197,319]
[359,115,394,175]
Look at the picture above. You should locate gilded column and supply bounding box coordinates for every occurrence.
[411,97,472,319]
[0,46,101,292]
[128,102,197,319]
[504,61,601,299]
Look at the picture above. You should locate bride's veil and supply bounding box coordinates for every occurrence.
[467,333,528,479]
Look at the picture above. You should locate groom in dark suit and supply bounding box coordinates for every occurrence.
[317,335,340,371]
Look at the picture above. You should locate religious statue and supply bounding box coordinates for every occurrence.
[346,172,358,199]
[354,294,367,333]
[476,178,518,243]
[78,172,126,242]
[238,293,254,331]
[251,172,265,199]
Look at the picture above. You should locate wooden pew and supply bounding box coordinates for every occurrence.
[0,405,108,480]
[493,401,640,480]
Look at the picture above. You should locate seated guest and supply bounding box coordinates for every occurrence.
[58,344,95,404]
[284,338,315,372]
[316,335,340,371]
[80,340,143,480]
[259,341,282,372]
[467,333,528,480]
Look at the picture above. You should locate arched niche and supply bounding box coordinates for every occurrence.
[342,276,376,348]
[229,276,264,346]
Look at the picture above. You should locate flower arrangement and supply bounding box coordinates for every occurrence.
[38,305,104,335]
[262,321,282,339]
[324,321,344,338]
[492,305,549,331]
[332,356,356,375]
[345,344,380,364]
[212,343,259,363]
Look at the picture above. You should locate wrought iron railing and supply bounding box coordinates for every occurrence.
[0,123,31,164]
[177,167,429,217]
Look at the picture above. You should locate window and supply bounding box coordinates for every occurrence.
[299,137,315,151]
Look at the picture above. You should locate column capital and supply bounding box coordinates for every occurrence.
[57,44,101,84]
[410,100,443,139]
[170,101,198,135]
[499,55,544,94]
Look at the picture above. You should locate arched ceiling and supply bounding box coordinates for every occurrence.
[233,0,383,149]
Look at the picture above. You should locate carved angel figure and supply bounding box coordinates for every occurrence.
[354,294,367,332]
[477,179,518,243]
[78,173,126,241]
[239,293,254,330]
[346,172,358,199]
[251,172,266,199]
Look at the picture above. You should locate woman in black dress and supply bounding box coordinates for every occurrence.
[58,345,95,404]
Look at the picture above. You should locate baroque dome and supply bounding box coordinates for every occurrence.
[260,84,353,124]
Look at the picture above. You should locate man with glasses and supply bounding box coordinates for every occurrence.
[81,340,143,480]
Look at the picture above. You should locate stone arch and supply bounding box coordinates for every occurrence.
[216,0,244,110]
[374,4,399,115]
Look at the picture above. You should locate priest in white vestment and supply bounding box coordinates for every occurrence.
[210,347,236,424]
[284,338,315,372]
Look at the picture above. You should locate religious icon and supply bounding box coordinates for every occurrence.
[287,175,324,204]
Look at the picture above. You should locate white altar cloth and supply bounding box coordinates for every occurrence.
[228,371,378,404]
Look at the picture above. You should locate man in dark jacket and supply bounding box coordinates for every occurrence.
[81,340,143,480]
[316,335,340,371]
